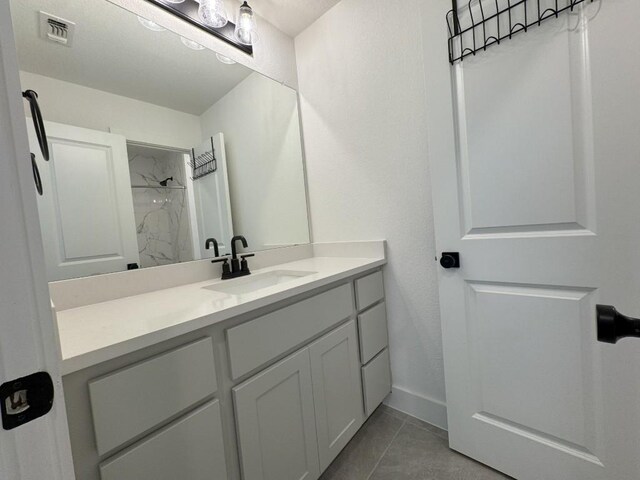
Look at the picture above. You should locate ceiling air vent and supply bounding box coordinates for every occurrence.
[39,12,76,47]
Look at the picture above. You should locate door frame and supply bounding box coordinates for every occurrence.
[0,2,75,479]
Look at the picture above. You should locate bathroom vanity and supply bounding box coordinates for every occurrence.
[54,242,391,480]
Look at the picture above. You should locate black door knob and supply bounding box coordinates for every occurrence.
[597,305,640,344]
[440,252,460,269]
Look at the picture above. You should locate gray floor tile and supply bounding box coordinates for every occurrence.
[368,423,512,480]
[320,407,405,480]
[404,415,449,442]
[378,404,409,421]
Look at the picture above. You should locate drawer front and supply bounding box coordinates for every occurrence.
[89,338,217,455]
[355,271,384,311]
[227,283,354,380]
[358,302,389,364]
[362,348,392,417]
[99,400,227,480]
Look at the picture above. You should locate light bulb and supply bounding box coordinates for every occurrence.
[216,53,236,64]
[181,36,205,50]
[137,16,166,32]
[198,0,228,28]
[234,1,258,45]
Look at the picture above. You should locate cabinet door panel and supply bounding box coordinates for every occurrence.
[233,348,320,480]
[309,320,364,471]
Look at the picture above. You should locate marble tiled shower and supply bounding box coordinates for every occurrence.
[127,145,194,267]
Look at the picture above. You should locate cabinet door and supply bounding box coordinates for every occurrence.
[233,348,320,480]
[309,320,364,471]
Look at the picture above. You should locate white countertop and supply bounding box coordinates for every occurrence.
[57,255,385,375]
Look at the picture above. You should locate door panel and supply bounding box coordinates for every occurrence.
[233,348,320,480]
[425,0,640,478]
[28,121,139,280]
[457,20,595,234]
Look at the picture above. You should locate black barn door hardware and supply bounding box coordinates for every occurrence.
[22,90,49,195]
[447,0,597,64]
[22,90,49,160]
[596,305,640,344]
[1,372,54,430]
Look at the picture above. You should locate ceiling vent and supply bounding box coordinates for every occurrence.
[39,11,76,47]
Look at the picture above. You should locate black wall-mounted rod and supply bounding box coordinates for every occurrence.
[145,0,253,56]
[447,0,596,64]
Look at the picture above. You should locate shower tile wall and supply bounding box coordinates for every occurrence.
[128,147,193,267]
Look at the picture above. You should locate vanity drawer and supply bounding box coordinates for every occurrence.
[358,302,389,364]
[99,400,227,480]
[361,348,392,416]
[355,271,384,311]
[227,283,354,380]
[89,338,217,456]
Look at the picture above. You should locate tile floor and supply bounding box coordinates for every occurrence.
[320,405,512,480]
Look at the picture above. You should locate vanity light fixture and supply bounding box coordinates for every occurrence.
[234,1,258,46]
[145,0,253,55]
[137,16,166,31]
[196,0,228,28]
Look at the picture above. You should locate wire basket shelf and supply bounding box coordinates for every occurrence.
[447,0,597,64]
[190,137,217,180]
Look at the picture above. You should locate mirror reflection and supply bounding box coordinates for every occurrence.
[12,0,310,281]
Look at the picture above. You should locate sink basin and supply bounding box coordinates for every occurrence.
[203,270,316,296]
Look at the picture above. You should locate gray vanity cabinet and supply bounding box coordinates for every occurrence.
[233,348,321,480]
[61,270,391,480]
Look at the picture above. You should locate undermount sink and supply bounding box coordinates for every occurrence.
[203,270,316,296]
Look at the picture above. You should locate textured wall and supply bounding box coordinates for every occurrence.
[295,0,446,426]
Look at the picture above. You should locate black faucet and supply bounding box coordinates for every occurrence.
[204,238,219,257]
[212,235,255,280]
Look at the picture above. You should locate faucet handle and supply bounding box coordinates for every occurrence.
[240,254,255,259]
[212,256,231,278]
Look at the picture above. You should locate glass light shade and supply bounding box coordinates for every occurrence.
[197,0,228,28]
[234,1,258,45]
[180,36,205,50]
[137,16,166,32]
[163,0,185,2]
[216,53,236,64]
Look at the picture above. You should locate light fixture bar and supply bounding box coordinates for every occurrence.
[145,0,253,55]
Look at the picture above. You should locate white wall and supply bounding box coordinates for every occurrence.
[109,0,298,89]
[200,72,310,250]
[295,0,446,427]
[19,71,202,150]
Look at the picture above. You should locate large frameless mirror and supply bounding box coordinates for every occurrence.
[11,0,310,281]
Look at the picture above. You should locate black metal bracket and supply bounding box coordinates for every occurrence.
[145,0,253,56]
[447,0,597,64]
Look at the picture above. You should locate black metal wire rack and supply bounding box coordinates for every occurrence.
[447,0,597,64]
[190,137,218,180]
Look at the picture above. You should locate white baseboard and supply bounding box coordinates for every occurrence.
[385,386,448,430]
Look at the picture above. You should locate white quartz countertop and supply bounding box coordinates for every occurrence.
[57,255,385,375]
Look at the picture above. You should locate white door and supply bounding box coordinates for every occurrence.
[0,1,74,478]
[425,0,640,479]
[27,121,139,281]
[191,133,234,257]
